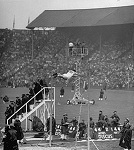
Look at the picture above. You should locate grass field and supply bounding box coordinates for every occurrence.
[0,86,134,125]
[0,86,134,150]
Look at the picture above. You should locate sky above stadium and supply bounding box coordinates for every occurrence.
[0,0,134,29]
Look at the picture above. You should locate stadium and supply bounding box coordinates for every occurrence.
[0,4,134,150]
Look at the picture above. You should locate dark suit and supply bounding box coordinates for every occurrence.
[3,126,18,150]
[34,82,43,101]
[123,127,132,149]
[61,116,69,140]
[46,116,56,135]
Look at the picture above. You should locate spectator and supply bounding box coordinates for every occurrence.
[110,111,120,127]
[70,117,78,127]
[119,121,132,150]
[15,97,22,117]
[5,106,13,124]
[1,125,10,150]
[3,123,19,150]
[3,95,9,103]
[28,86,35,110]
[79,119,86,139]
[14,118,24,143]
[99,89,104,100]
[123,123,132,150]
[29,116,44,132]
[21,94,27,114]
[119,118,130,148]
[104,115,110,127]
[60,87,64,98]
[33,81,43,102]
[61,113,69,140]
[46,114,56,141]
[96,110,105,128]
[90,117,95,129]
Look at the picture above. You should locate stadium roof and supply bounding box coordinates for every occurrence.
[26,5,134,29]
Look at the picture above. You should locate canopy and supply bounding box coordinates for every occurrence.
[27,5,134,29]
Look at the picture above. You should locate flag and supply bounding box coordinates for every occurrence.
[13,15,15,29]
[28,17,30,25]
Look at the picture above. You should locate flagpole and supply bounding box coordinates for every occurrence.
[13,15,15,30]
[28,17,30,25]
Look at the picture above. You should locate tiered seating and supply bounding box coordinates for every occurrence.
[0,28,134,89]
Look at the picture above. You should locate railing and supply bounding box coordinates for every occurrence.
[7,87,45,125]
[20,100,45,131]
[20,100,45,122]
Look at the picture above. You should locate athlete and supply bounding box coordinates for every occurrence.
[53,70,77,84]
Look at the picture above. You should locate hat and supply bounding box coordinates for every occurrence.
[90,117,93,120]
[63,113,67,116]
[126,123,131,128]
[113,111,117,113]
[125,118,129,122]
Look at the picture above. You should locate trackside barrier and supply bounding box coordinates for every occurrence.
[55,125,123,140]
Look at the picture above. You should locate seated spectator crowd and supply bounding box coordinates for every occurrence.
[0,28,134,89]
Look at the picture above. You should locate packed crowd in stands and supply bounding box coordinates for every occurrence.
[0,27,134,89]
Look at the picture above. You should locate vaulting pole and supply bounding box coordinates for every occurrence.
[49,77,53,146]
[87,66,90,150]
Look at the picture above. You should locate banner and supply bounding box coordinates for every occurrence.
[94,126,122,140]
[55,124,122,140]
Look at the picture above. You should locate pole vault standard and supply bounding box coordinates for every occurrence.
[68,45,92,149]
[50,44,98,150]
[68,45,99,150]
[69,47,88,104]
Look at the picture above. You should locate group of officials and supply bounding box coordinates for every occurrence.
[45,110,133,150]
[45,113,86,141]
[96,110,120,128]
[4,78,49,124]
[2,111,133,150]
